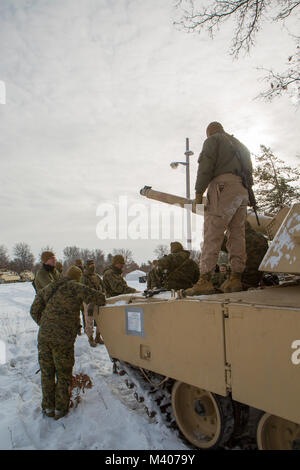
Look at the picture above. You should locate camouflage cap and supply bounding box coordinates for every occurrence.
[206,121,224,137]
[86,259,95,266]
[75,259,83,266]
[112,255,125,265]
[65,266,82,282]
[41,251,55,264]
[170,242,183,253]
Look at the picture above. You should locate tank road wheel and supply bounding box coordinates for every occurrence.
[257,413,300,450]
[171,381,234,449]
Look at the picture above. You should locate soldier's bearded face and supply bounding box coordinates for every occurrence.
[46,256,56,267]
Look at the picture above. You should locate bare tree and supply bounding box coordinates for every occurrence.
[12,243,35,272]
[63,246,81,269]
[190,249,201,263]
[0,245,10,269]
[174,0,300,100]
[153,244,169,259]
[92,249,105,274]
[112,248,133,265]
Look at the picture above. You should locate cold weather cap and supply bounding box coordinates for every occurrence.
[206,122,224,137]
[75,259,83,266]
[41,251,55,264]
[86,259,95,266]
[112,255,125,265]
[66,266,82,282]
[170,242,183,253]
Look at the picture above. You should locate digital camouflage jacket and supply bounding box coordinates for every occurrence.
[157,250,200,290]
[103,265,137,297]
[30,277,106,344]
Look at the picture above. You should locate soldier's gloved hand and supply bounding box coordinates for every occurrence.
[192,193,203,212]
[87,304,94,316]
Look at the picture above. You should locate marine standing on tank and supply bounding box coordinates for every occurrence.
[157,242,200,290]
[185,121,253,296]
[30,266,106,420]
[34,251,61,292]
[103,255,138,297]
[80,259,105,347]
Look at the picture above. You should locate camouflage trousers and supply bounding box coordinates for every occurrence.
[83,302,100,338]
[38,340,75,412]
[200,174,249,274]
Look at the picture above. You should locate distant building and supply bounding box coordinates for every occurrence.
[125,270,147,283]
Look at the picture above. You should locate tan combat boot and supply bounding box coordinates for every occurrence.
[184,273,215,296]
[220,272,243,293]
[95,332,104,345]
[88,335,97,347]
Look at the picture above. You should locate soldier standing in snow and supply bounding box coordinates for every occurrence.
[185,122,252,296]
[80,259,105,347]
[34,251,61,292]
[30,265,106,420]
[103,255,138,297]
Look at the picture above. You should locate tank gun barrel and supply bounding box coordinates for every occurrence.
[140,185,273,236]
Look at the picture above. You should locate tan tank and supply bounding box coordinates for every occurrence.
[94,192,300,450]
[0,271,21,284]
[19,270,34,282]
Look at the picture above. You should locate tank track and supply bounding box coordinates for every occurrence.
[116,360,176,425]
[114,359,259,450]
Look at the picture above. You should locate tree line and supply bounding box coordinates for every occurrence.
[0,244,152,276]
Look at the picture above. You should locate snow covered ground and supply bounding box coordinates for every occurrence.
[0,281,189,450]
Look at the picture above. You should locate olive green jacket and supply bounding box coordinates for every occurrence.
[34,265,61,292]
[222,224,268,287]
[195,132,253,195]
[103,265,136,297]
[30,277,106,344]
[157,250,200,290]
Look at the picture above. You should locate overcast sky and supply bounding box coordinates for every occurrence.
[1,0,299,265]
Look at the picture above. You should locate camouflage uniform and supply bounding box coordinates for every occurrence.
[147,261,164,290]
[80,262,105,342]
[30,275,105,416]
[34,264,61,292]
[157,249,200,290]
[103,265,137,297]
[222,222,269,288]
[212,264,229,288]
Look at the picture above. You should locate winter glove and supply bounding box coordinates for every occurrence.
[192,193,203,212]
